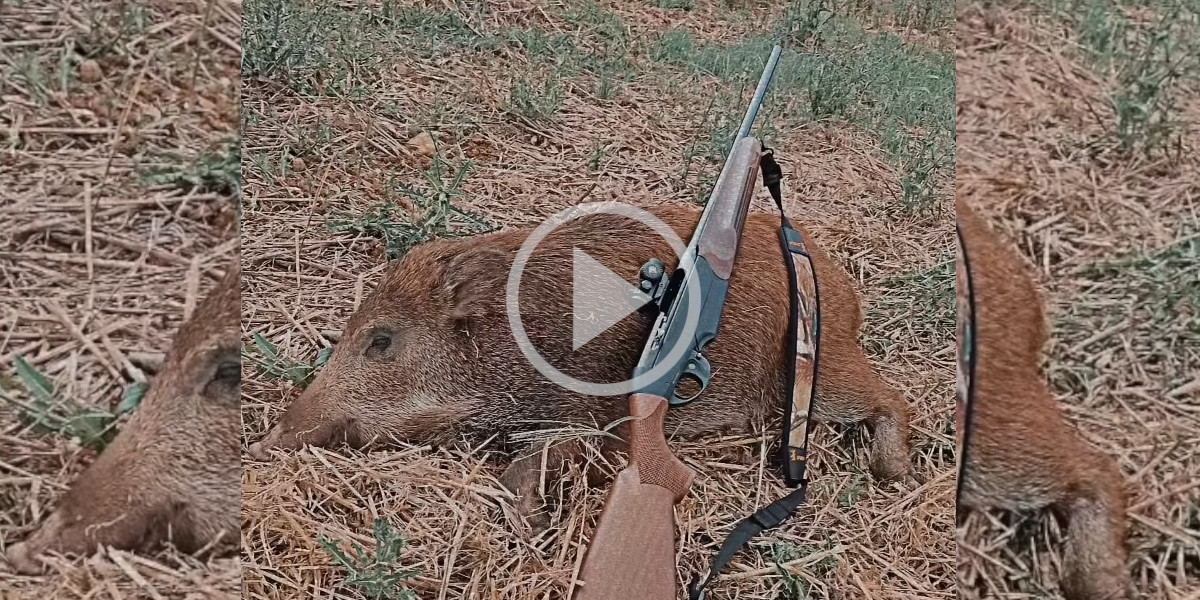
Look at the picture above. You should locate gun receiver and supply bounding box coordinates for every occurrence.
[572,44,783,600]
[632,136,762,406]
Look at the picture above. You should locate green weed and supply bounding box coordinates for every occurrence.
[650,7,954,213]
[500,24,630,104]
[770,541,808,599]
[242,0,493,95]
[319,519,419,600]
[1091,231,1200,333]
[326,202,415,259]
[242,0,631,111]
[595,70,619,100]
[1056,229,1200,392]
[837,473,865,508]
[588,140,606,171]
[503,28,575,63]
[75,1,154,57]
[244,333,331,389]
[779,0,833,47]
[1110,21,1191,155]
[12,52,50,105]
[651,30,698,65]
[504,5,631,80]
[244,151,287,188]
[676,93,719,188]
[138,140,241,196]
[373,3,488,54]
[884,127,950,212]
[888,0,954,33]
[56,47,74,94]
[805,60,853,119]
[563,1,628,41]
[885,255,954,332]
[329,156,492,259]
[0,356,144,450]
[769,536,838,599]
[692,173,719,206]
[507,74,565,121]
[654,0,695,10]
[1071,0,1198,156]
[862,253,954,358]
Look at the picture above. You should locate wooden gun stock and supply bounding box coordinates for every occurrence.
[573,394,695,600]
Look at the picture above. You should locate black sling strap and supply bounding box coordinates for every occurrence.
[955,223,977,521]
[688,147,820,600]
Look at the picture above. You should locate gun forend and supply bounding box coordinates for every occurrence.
[572,394,695,600]
[698,136,761,280]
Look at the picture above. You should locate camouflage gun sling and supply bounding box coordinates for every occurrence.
[688,148,820,600]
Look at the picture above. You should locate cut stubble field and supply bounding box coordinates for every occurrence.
[239,1,954,599]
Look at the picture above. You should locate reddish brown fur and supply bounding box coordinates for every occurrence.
[5,260,242,574]
[250,206,913,517]
[956,197,1130,599]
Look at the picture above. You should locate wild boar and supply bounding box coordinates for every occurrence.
[956,196,1129,600]
[5,259,241,574]
[248,205,915,519]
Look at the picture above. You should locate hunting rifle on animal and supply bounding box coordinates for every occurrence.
[572,44,788,600]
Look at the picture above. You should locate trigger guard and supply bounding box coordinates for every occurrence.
[670,353,712,406]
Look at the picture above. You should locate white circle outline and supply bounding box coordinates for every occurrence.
[505,202,703,397]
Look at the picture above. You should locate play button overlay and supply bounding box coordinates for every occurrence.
[506,202,702,397]
[571,247,651,351]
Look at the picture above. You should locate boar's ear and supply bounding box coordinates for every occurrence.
[439,247,510,329]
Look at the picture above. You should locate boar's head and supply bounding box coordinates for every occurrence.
[249,237,530,458]
[6,260,241,574]
[248,210,716,460]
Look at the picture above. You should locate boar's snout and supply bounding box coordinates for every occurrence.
[250,391,361,460]
[5,498,134,574]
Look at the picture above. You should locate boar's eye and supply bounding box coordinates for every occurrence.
[203,358,241,400]
[367,334,392,354]
[214,360,241,383]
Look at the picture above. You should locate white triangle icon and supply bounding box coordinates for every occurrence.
[572,247,651,351]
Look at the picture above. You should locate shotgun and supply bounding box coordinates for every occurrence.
[572,45,783,600]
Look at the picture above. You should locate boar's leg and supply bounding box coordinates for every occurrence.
[965,394,1130,600]
[1057,461,1130,600]
[812,336,913,485]
[498,439,601,535]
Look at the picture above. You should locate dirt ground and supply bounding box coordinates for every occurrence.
[957,2,1200,599]
[0,0,240,598]
[240,1,954,599]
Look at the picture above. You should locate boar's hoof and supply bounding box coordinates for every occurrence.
[525,509,551,536]
[5,542,44,575]
[896,473,921,492]
[504,505,551,539]
[247,441,271,461]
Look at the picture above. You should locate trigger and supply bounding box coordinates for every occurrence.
[686,353,712,384]
[671,353,712,406]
